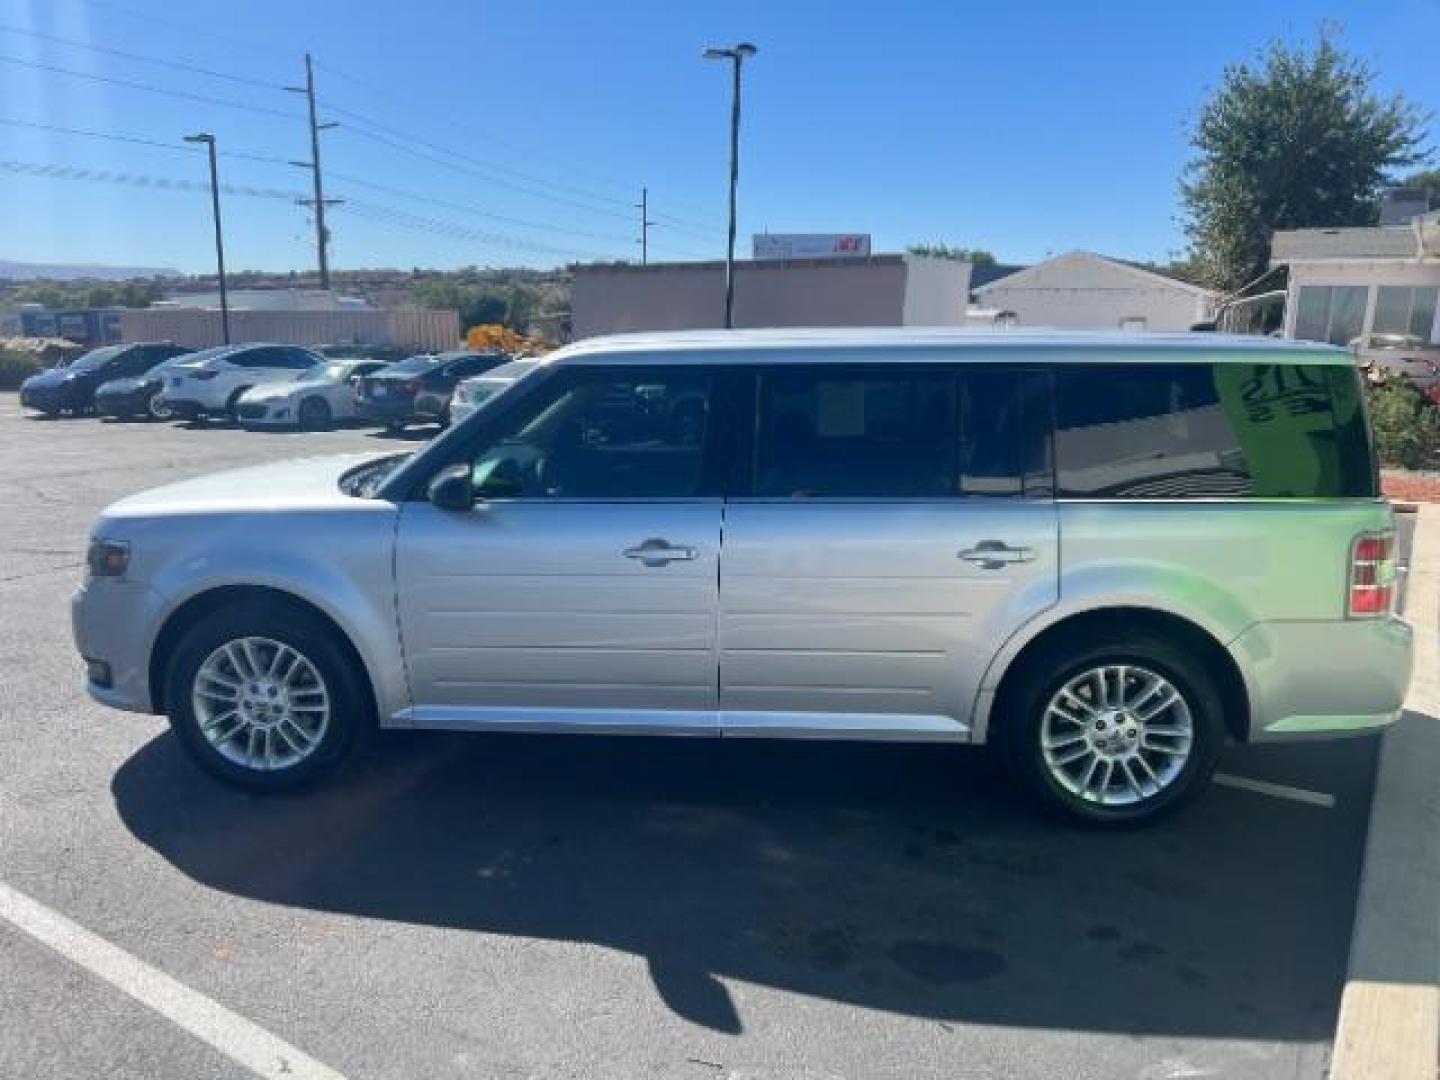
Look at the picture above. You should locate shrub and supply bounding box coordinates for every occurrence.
[0,348,51,389]
[1365,368,1440,470]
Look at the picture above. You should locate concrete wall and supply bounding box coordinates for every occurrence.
[571,258,911,339]
[119,307,460,351]
[901,256,972,325]
[977,252,1215,331]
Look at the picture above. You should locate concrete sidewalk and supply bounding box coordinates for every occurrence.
[1331,505,1440,1080]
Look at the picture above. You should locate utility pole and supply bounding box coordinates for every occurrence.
[286,53,340,290]
[636,187,654,265]
[703,42,757,328]
[184,132,229,344]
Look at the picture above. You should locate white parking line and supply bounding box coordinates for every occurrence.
[1213,772,1336,808]
[0,881,345,1080]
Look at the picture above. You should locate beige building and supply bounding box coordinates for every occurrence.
[119,306,460,351]
[570,254,971,339]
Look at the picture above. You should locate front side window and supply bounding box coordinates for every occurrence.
[1294,285,1367,345]
[750,366,1038,499]
[1054,362,1376,499]
[466,367,714,499]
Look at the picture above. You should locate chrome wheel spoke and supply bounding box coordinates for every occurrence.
[192,636,330,773]
[1040,662,1194,808]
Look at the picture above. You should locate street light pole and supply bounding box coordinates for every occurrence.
[184,132,229,345]
[703,42,757,329]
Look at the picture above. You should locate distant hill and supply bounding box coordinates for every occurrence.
[0,259,179,282]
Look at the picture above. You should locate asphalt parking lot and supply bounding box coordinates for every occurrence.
[0,393,1389,1080]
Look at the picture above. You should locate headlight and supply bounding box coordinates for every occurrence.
[86,538,130,578]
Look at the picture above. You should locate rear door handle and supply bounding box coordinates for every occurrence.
[624,538,698,567]
[960,541,1036,569]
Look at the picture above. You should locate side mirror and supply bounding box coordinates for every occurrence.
[426,464,474,511]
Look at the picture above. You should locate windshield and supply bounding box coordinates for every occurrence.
[340,453,412,498]
[171,345,239,367]
[64,345,126,372]
[385,355,440,375]
[300,362,353,383]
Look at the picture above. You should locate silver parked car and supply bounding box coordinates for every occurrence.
[72,329,1413,824]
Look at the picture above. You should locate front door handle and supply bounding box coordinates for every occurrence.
[624,538,698,567]
[960,541,1036,569]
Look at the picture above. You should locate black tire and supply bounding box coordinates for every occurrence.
[998,632,1224,826]
[147,391,173,422]
[298,396,331,431]
[225,387,251,425]
[163,599,370,793]
[385,420,404,434]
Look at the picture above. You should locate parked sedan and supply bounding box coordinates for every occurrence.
[447,358,544,426]
[95,351,202,421]
[236,360,389,430]
[161,343,324,423]
[355,350,508,431]
[19,342,187,417]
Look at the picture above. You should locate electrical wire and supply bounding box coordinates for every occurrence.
[0,157,304,200]
[0,54,304,120]
[0,22,284,91]
[0,116,294,166]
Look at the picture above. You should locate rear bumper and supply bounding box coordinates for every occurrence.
[1230,616,1414,741]
[95,388,151,416]
[413,392,451,420]
[355,397,419,423]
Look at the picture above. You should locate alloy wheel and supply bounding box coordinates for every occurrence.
[191,636,331,771]
[1039,664,1194,806]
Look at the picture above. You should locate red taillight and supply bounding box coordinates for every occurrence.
[1348,532,1397,617]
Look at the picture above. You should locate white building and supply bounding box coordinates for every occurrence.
[972,251,1217,331]
[155,288,369,312]
[1269,216,1440,346]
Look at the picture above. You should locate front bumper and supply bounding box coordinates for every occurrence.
[20,387,72,412]
[236,400,294,426]
[71,578,164,714]
[1230,616,1414,741]
[161,397,211,420]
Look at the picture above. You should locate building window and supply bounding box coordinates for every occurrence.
[1294,285,1367,345]
[1372,286,1439,341]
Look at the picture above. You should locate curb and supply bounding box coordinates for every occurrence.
[1330,505,1440,1080]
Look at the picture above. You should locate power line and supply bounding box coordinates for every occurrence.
[0,157,305,200]
[314,58,724,228]
[340,200,614,262]
[0,54,304,120]
[0,22,284,91]
[0,116,293,166]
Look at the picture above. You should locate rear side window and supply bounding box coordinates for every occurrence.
[750,365,1043,499]
[1054,362,1377,499]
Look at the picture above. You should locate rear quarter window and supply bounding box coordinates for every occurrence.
[1054,361,1377,499]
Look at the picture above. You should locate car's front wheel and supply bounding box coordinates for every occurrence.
[1000,633,1224,826]
[147,391,173,421]
[298,396,331,431]
[164,601,368,792]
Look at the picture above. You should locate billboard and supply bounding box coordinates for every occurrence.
[753,233,872,260]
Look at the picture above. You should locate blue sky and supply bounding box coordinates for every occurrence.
[1,0,1436,275]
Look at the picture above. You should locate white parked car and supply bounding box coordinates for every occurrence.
[447,358,544,426]
[161,343,324,424]
[236,359,390,430]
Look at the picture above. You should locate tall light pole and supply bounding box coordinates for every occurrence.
[703,41,756,329]
[184,132,229,344]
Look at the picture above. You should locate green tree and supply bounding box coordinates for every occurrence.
[906,243,997,266]
[1182,32,1426,291]
[1400,168,1440,210]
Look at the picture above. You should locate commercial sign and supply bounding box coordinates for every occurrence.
[752,233,872,260]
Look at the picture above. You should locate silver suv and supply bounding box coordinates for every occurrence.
[72,330,1413,824]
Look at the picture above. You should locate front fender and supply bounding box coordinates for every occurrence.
[140,511,408,722]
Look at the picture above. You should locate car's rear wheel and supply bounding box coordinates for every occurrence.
[298,396,331,431]
[385,420,404,434]
[147,391,173,421]
[1000,633,1224,826]
[164,602,367,792]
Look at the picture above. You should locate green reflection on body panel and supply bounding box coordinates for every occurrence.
[1214,365,1350,498]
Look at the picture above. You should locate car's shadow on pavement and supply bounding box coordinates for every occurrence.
[113,730,1366,1039]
